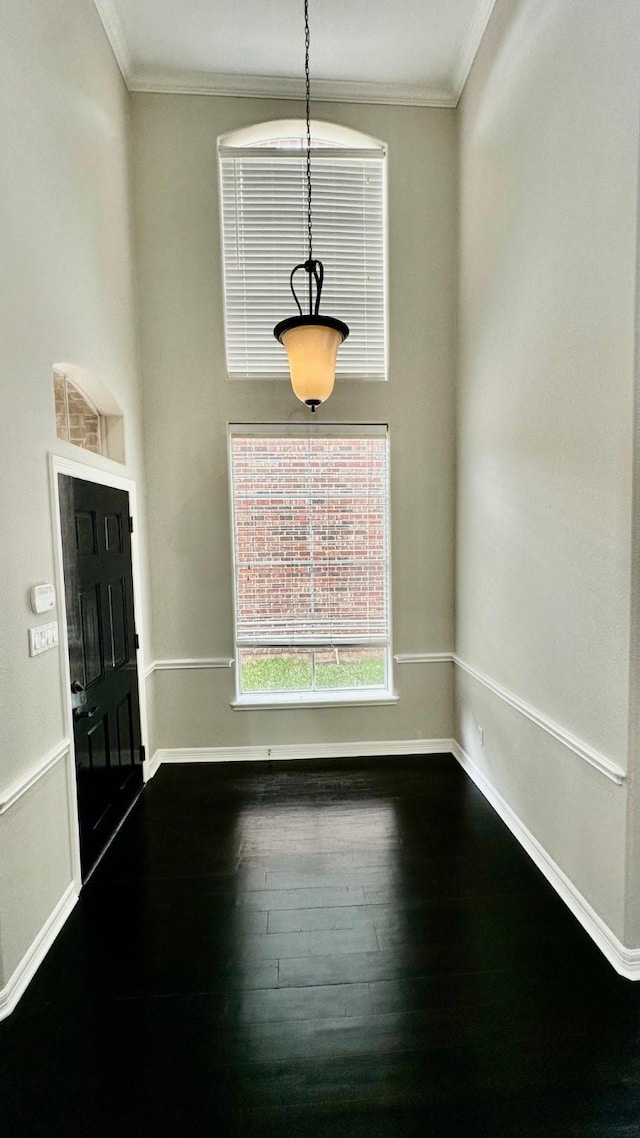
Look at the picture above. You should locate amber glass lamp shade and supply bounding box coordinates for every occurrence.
[274,315,349,411]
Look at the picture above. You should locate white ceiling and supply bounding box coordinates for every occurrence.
[93,0,497,106]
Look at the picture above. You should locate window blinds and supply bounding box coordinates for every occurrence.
[230,428,390,646]
[219,148,386,381]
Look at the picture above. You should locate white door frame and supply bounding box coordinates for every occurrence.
[49,454,150,892]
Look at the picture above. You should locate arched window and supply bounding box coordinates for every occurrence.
[218,119,387,382]
[54,372,103,454]
[53,366,125,462]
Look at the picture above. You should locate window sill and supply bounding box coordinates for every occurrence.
[231,691,398,711]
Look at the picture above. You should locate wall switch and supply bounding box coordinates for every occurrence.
[477,725,484,746]
[29,621,59,657]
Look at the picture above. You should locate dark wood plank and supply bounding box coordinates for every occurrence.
[2,753,640,1138]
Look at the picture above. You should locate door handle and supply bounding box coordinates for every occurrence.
[74,705,99,720]
[71,679,89,715]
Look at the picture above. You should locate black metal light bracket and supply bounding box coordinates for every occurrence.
[274,259,349,345]
[293,258,323,317]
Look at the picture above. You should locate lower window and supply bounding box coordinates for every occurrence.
[229,424,393,706]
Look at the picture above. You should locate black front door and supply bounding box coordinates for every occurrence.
[59,475,144,877]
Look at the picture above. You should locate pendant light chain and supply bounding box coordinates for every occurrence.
[304,0,313,264]
[273,0,349,412]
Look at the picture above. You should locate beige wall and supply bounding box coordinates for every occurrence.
[0,0,147,987]
[132,94,457,750]
[4,0,637,1002]
[456,0,640,939]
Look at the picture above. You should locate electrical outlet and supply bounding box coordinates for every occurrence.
[267,746,272,757]
[477,725,484,746]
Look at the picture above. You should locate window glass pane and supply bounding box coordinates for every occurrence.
[232,435,389,643]
[53,374,102,455]
[220,146,386,380]
[54,373,69,441]
[314,647,386,689]
[65,382,101,454]
[239,647,313,693]
[231,429,391,700]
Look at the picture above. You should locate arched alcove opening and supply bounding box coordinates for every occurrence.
[53,364,125,463]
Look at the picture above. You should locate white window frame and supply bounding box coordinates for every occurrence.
[218,119,388,384]
[228,422,396,710]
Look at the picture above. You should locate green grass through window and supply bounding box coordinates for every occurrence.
[240,652,385,693]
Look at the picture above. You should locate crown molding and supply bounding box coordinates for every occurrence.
[127,69,458,108]
[452,0,498,101]
[92,0,496,108]
[92,0,132,80]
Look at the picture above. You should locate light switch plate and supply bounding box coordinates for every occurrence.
[29,621,59,657]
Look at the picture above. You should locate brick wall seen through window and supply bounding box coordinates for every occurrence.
[230,429,391,700]
[54,373,102,455]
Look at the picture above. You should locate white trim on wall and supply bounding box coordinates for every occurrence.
[0,739,70,815]
[145,750,163,781]
[148,650,624,778]
[92,0,132,78]
[152,738,456,767]
[232,694,399,712]
[0,883,78,1022]
[127,69,457,107]
[393,652,453,664]
[146,658,234,678]
[92,1,495,108]
[452,0,498,101]
[451,741,640,980]
[454,655,626,786]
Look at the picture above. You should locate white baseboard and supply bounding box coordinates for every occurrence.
[144,749,162,782]
[0,882,78,1021]
[152,738,456,767]
[451,741,640,980]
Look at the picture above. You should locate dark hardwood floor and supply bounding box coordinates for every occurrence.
[2,754,640,1136]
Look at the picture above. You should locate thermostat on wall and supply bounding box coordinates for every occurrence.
[30,583,56,614]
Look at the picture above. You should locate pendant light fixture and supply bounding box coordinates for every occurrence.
[273,0,349,412]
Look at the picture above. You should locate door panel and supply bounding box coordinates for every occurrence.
[107,580,129,668]
[116,693,134,766]
[104,512,123,553]
[87,717,108,769]
[75,511,97,555]
[79,586,104,686]
[59,475,143,878]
